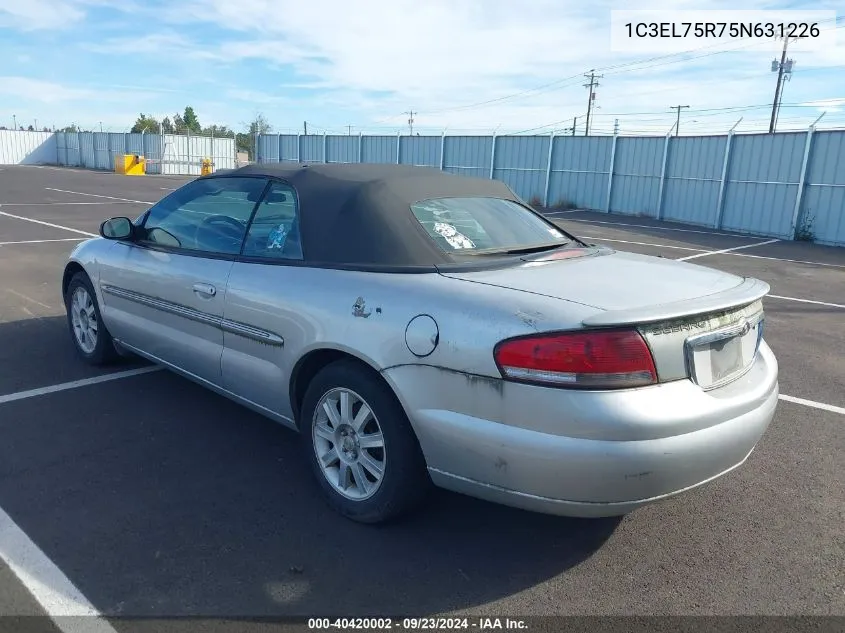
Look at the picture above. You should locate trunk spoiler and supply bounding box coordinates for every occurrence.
[582,277,770,327]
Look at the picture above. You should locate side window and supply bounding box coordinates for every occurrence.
[140,177,268,255]
[241,182,303,260]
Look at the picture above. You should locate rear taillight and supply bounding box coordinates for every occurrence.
[493,329,657,389]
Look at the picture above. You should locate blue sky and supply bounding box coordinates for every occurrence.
[0,0,843,135]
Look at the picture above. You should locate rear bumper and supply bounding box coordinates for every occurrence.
[428,445,758,518]
[382,341,779,517]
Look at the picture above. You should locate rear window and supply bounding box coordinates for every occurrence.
[410,197,568,253]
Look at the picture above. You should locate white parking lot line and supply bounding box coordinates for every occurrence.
[727,251,845,270]
[0,202,140,206]
[579,235,709,253]
[779,395,845,415]
[0,238,85,246]
[45,188,153,205]
[0,505,119,631]
[0,210,97,238]
[768,295,845,309]
[570,232,845,268]
[676,239,781,261]
[0,367,162,405]
[560,217,745,238]
[4,289,52,310]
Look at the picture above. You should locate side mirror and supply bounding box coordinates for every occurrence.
[100,217,134,240]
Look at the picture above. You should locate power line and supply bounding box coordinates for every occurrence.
[417,73,587,116]
[379,17,845,123]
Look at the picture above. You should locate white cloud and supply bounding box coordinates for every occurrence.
[0,76,96,103]
[801,98,845,114]
[147,0,842,133]
[2,0,843,134]
[0,0,85,30]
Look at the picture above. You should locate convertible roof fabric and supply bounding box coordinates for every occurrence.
[218,162,523,268]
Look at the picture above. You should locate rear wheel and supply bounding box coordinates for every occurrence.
[64,272,119,365]
[300,360,431,523]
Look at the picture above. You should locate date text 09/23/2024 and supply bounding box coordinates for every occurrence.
[308,617,529,631]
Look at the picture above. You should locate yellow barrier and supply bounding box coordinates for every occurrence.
[201,157,213,176]
[115,154,146,176]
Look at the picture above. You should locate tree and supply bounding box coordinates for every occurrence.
[61,124,78,133]
[42,127,50,132]
[161,116,174,134]
[172,113,185,134]
[130,113,160,134]
[202,124,233,137]
[248,113,273,136]
[27,125,34,131]
[182,106,201,134]
[235,113,273,157]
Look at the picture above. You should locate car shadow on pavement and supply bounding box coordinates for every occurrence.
[0,316,621,618]
[0,312,149,397]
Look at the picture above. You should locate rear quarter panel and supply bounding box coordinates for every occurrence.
[220,263,597,422]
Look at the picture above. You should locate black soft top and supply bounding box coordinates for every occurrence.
[213,162,528,270]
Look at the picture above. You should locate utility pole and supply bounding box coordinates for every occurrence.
[404,110,416,136]
[613,118,619,135]
[99,121,103,133]
[769,37,795,133]
[670,105,689,136]
[303,121,308,135]
[347,125,353,136]
[572,116,577,136]
[12,114,16,130]
[583,70,602,136]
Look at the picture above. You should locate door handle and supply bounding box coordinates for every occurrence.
[192,283,217,298]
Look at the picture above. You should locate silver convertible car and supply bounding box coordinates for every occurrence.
[62,163,779,523]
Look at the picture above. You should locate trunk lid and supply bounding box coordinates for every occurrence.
[441,247,770,388]
[440,249,747,315]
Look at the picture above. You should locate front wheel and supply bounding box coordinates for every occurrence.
[64,271,119,365]
[300,360,431,523]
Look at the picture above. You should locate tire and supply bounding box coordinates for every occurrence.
[64,271,120,365]
[300,359,431,524]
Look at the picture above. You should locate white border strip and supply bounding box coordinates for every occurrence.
[676,239,780,261]
[45,188,153,205]
[0,211,97,238]
[0,505,119,630]
[0,367,162,405]
[779,394,845,415]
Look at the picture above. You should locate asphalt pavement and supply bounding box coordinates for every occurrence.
[0,165,842,632]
